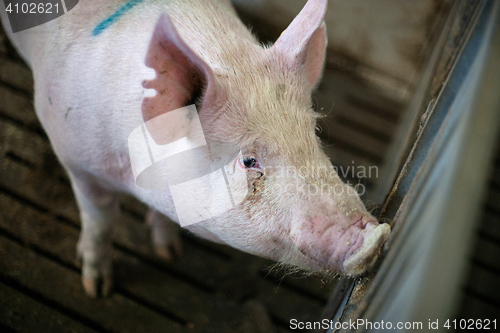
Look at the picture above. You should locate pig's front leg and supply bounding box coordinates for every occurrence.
[146,209,183,261]
[69,172,118,298]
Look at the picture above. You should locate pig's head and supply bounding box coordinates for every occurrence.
[141,0,390,277]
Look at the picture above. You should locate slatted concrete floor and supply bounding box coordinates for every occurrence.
[0,24,404,333]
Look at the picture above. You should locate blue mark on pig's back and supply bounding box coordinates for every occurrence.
[92,0,145,37]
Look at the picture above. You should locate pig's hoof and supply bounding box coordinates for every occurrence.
[82,275,114,298]
[343,223,391,275]
[146,209,183,261]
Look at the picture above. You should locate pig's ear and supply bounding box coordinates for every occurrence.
[272,0,328,89]
[142,14,217,124]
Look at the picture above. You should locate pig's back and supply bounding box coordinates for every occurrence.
[1,0,244,68]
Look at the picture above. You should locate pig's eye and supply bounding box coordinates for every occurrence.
[243,157,258,168]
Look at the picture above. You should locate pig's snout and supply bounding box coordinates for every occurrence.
[341,217,390,275]
[292,215,390,276]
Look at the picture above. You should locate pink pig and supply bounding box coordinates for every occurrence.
[1,0,390,297]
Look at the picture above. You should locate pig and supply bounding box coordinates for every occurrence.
[1,0,390,297]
